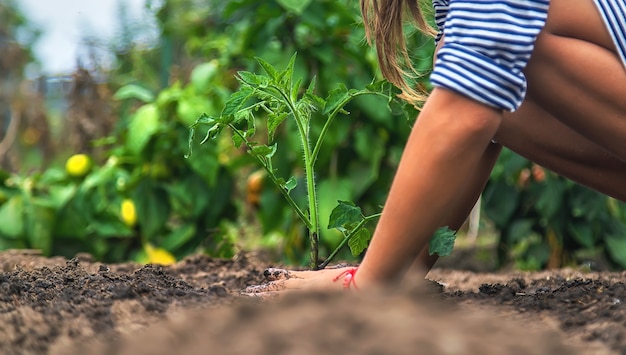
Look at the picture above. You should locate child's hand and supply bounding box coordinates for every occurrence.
[241,266,360,299]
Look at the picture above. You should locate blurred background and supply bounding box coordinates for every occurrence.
[2,0,626,271]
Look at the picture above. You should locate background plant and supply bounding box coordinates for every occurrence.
[484,149,626,270]
[0,61,236,263]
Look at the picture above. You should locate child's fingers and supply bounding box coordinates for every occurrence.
[240,291,280,300]
[263,268,292,281]
[262,266,358,282]
[263,268,315,281]
[243,280,287,293]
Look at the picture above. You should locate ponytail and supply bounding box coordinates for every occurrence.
[360,0,435,105]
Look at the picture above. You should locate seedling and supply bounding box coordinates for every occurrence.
[188,54,455,269]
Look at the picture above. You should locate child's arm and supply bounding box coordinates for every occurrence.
[356,87,502,285]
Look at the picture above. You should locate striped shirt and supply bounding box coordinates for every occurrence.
[430,0,550,111]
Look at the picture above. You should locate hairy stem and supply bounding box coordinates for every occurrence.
[271,84,320,270]
[229,125,311,228]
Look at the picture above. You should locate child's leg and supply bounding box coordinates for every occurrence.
[414,0,626,274]
[414,98,626,274]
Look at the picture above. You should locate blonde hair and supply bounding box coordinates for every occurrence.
[360,0,436,105]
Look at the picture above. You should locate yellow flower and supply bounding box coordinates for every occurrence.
[144,243,176,266]
[120,199,137,227]
[65,154,92,177]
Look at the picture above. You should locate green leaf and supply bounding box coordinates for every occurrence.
[250,144,277,159]
[0,195,24,238]
[133,180,171,238]
[82,164,117,190]
[328,200,362,231]
[570,188,604,220]
[276,0,312,14]
[568,222,595,249]
[89,219,133,238]
[187,143,221,186]
[191,61,218,92]
[113,84,155,103]
[267,112,288,142]
[237,71,269,87]
[127,104,161,155]
[306,76,317,96]
[176,95,215,126]
[323,84,350,115]
[605,234,626,268]
[47,185,77,209]
[200,123,224,146]
[279,53,298,88]
[221,87,254,119]
[283,176,297,192]
[156,84,183,107]
[348,228,371,257]
[483,180,519,227]
[365,80,390,93]
[243,110,256,137]
[53,192,90,239]
[428,226,457,257]
[255,57,279,80]
[318,179,352,245]
[535,181,565,220]
[0,169,10,184]
[161,224,197,252]
[232,130,244,148]
[166,173,210,219]
[506,219,534,244]
[291,77,303,101]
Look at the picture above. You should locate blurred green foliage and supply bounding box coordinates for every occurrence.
[484,150,626,270]
[0,60,236,262]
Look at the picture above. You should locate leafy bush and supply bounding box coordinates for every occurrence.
[0,64,236,263]
[484,149,626,270]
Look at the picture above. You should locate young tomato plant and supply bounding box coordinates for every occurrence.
[188,54,455,269]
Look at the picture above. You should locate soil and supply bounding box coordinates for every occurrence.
[0,249,624,355]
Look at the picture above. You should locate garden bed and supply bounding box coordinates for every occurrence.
[0,249,623,354]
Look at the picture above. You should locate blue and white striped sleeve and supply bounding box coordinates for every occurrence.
[432,0,449,45]
[429,0,550,112]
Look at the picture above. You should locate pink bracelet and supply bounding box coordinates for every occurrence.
[332,267,359,290]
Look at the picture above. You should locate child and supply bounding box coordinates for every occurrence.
[244,0,626,295]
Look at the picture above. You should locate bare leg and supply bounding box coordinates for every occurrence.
[413,0,626,274]
[489,0,626,203]
[414,98,626,275]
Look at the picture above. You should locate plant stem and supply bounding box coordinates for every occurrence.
[272,85,320,270]
[229,125,311,228]
[318,212,381,269]
[295,112,320,270]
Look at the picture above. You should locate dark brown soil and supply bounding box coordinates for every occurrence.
[0,249,623,354]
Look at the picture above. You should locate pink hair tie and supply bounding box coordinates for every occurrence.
[332,267,359,290]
